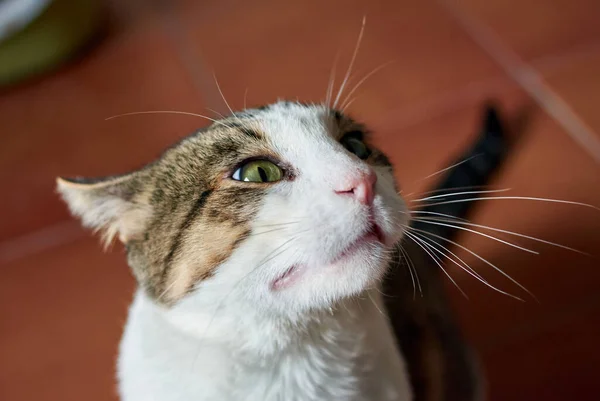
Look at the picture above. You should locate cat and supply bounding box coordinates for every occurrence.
[57,100,507,401]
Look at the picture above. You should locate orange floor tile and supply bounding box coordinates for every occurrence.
[457,0,600,61]
[542,53,600,136]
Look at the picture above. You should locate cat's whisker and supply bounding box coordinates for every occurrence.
[341,97,359,113]
[411,227,533,301]
[243,87,249,110]
[417,196,600,211]
[413,216,589,255]
[397,243,421,298]
[401,246,419,299]
[213,72,245,126]
[404,231,468,299]
[339,60,395,111]
[104,110,233,129]
[252,221,302,229]
[407,185,493,198]
[340,296,354,315]
[247,226,295,239]
[367,292,386,317]
[157,274,183,302]
[405,229,487,283]
[372,286,398,299]
[412,188,512,202]
[406,231,471,277]
[206,107,226,119]
[355,293,366,314]
[419,153,483,181]
[325,51,341,108]
[242,235,308,282]
[409,210,470,222]
[332,16,367,109]
[410,218,539,254]
[406,228,522,300]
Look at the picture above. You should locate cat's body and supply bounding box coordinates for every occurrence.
[58,101,506,401]
[119,288,410,401]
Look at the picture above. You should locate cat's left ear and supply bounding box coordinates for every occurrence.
[56,173,152,247]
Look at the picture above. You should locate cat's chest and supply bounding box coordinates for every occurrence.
[231,342,365,401]
[120,329,408,401]
[118,292,412,401]
[228,337,409,401]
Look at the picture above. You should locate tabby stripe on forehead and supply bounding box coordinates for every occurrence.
[162,190,213,283]
[226,123,263,140]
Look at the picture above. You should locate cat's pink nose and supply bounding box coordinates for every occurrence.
[334,170,377,205]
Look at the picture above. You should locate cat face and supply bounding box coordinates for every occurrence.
[58,101,407,315]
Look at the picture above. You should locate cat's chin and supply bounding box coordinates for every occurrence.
[270,225,387,292]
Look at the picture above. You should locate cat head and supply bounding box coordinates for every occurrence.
[57,101,408,317]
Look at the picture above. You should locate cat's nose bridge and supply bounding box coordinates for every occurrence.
[301,138,375,195]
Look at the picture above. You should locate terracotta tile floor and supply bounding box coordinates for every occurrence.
[457,0,600,61]
[0,12,204,242]
[1,1,599,400]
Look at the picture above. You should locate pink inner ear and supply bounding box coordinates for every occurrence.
[56,175,150,248]
[115,206,153,244]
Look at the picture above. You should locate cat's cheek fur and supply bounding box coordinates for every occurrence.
[163,221,251,301]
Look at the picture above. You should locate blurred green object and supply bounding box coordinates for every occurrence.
[0,0,104,88]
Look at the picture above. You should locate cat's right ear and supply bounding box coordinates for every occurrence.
[56,173,152,248]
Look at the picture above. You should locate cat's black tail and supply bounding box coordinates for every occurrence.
[410,102,511,245]
[386,103,515,401]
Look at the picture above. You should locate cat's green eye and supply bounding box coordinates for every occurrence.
[232,160,283,183]
[342,136,370,160]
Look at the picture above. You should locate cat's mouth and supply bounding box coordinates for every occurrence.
[330,223,385,263]
[271,223,385,291]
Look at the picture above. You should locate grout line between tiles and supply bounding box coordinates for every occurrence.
[436,0,600,164]
[0,221,85,265]
[531,40,600,77]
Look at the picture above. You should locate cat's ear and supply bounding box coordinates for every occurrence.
[56,173,152,247]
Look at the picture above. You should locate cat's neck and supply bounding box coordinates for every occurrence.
[131,287,385,358]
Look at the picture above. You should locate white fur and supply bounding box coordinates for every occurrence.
[116,102,412,400]
[120,289,411,401]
